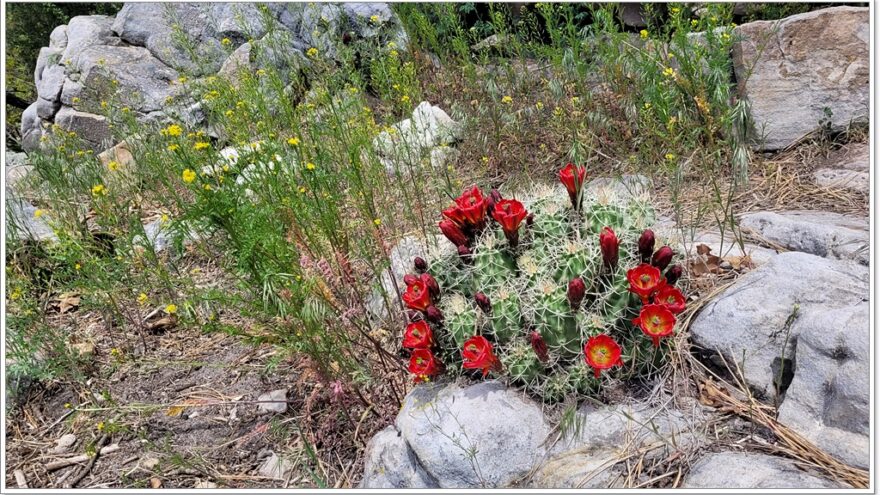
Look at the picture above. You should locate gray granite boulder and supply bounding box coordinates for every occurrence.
[395,381,551,488]
[733,7,869,150]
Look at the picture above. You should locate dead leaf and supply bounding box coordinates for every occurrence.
[51,292,81,313]
[690,244,722,277]
[696,243,712,256]
[165,398,203,417]
[150,478,162,489]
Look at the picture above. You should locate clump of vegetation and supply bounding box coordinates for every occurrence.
[399,167,686,402]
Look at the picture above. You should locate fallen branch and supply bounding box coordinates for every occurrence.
[45,443,119,471]
[65,434,111,488]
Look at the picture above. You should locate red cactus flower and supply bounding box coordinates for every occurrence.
[599,227,620,269]
[402,321,433,349]
[583,334,623,378]
[492,199,528,248]
[633,304,676,347]
[627,263,665,303]
[439,219,469,247]
[421,273,440,301]
[403,274,419,287]
[425,305,445,323]
[461,335,501,377]
[454,185,488,227]
[654,285,686,314]
[474,292,492,314]
[408,349,441,383]
[529,331,549,363]
[559,163,587,210]
[441,205,468,226]
[638,229,655,263]
[665,264,683,286]
[567,277,586,310]
[402,279,433,312]
[651,246,675,271]
[414,257,428,273]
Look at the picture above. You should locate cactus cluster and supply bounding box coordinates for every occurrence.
[401,165,686,402]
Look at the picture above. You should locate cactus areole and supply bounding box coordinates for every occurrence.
[397,168,685,401]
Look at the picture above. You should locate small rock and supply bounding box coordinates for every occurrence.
[257,388,288,414]
[70,342,95,358]
[193,480,217,489]
[142,457,160,470]
[259,452,293,479]
[683,452,844,488]
[50,433,77,454]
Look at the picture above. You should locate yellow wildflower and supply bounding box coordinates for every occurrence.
[287,137,300,146]
[193,141,210,150]
[64,402,72,409]
[163,124,183,137]
[167,144,180,152]
[665,152,676,160]
[225,110,234,117]
[663,67,676,78]
[389,50,399,58]
[221,37,231,46]
[34,209,45,219]
[91,184,106,196]
[640,29,648,39]
[107,161,120,172]
[306,47,319,58]
[401,95,410,103]
[182,169,196,183]
[373,218,382,226]
[75,263,82,271]
[101,100,108,109]
[165,304,178,314]
[535,101,544,110]
[501,95,513,104]
[137,293,149,305]
[306,162,316,171]
[370,14,380,24]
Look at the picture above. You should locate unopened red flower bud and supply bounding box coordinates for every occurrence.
[526,213,534,226]
[403,274,419,287]
[425,305,444,324]
[652,246,674,271]
[414,257,428,273]
[474,292,492,314]
[529,330,549,363]
[407,310,423,322]
[567,277,586,310]
[439,219,469,247]
[638,229,655,262]
[665,264,683,286]
[421,273,440,301]
[599,226,620,269]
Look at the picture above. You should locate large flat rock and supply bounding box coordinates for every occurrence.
[739,210,868,265]
[683,452,845,489]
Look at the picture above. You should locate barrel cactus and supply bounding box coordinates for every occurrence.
[400,165,687,402]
